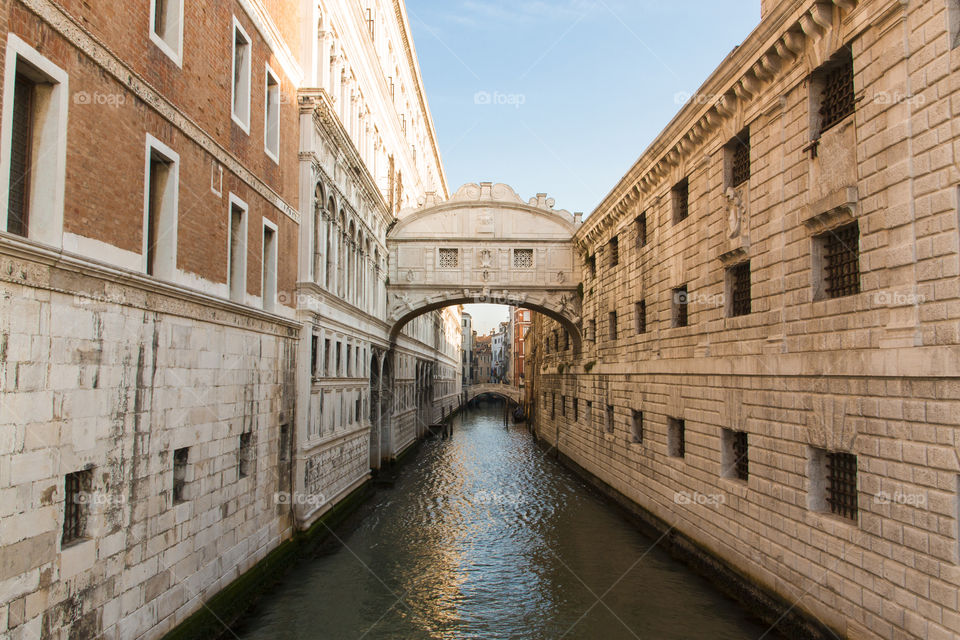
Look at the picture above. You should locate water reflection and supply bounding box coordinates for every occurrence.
[237,401,777,640]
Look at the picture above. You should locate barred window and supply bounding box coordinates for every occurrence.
[561,395,566,417]
[608,311,618,340]
[635,212,647,248]
[573,398,579,422]
[513,248,533,269]
[631,410,643,444]
[439,248,459,268]
[723,429,749,481]
[606,405,615,433]
[63,469,92,546]
[821,223,860,298]
[634,300,646,334]
[817,49,855,135]
[668,417,685,458]
[730,129,750,188]
[827,451,858,521]
[672,286,689,328]
[238,432,253,478]
[588,253,596,278]
[173,447,189,503]
[728,261,751,317]
[609,236,619,267]
[672,178,689,224]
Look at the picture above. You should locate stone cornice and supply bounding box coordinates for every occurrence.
[392,0,449,198]
[0,234,301,335]
[577,0,874,250]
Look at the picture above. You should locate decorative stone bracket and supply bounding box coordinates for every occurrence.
[802,186,858,234]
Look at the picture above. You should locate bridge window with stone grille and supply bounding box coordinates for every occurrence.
[728,128,750,188]
[635,212,647,248]
[439,248,459,268]
[672,286,689,328]
[817,222,860,299]
[814,47,855,137]
[63,469,92,546]
[727,261,751,317]
[668,418,685,458]
[513,248,533,269]
[672,178,689,224]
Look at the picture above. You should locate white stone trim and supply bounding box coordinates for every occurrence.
[62,232,141,273]
[261,217,278,312]
[263,63,280,164]
[0,34,69,248]
[142,134,180,279]
[148,0,183,67]
[231,16,252,134]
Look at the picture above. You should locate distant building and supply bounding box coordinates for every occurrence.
[512,307,531,388]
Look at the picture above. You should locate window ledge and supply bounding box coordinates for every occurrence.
[803,186,858,234]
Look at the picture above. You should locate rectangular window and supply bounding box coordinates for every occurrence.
[231,18,252,132]
[587,319,596,342]
[817,222,860,299]
[551,393,555,420]
[951,0,960,50]
[723,429,749,481]
[573,398,579,422]
[605,405,614,434]
[264,66,280,161]
[173,447,189,503]
[62,469,91,546]
[586,400,593,426]
[631,410,643,444]
[311,335,318,376]
[238,432,253,478]
[672,286,688,328]
[439,248,459,268]
[672,178,689,224]
[144,136,179,279]
[2,36,69,247]
[561,395,567,417]
[608,311,617,340]
[813,47,854,138]
[727,261,751,317]
[588,253,596,278]
[810,447,858,521]
[634,300,646,334]
[513,248,533,268]
[262,220,277,311]
[324,339,331,375]
[336,342,342,375]
[609,236,619,267]
[728,128,750,188]
[635,212,647,248]
[228,196,247,303]
[279,423,290,462]
[150,0,183,65]
[668,417,685,458]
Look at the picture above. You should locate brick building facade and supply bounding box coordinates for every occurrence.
[531,1,960,637]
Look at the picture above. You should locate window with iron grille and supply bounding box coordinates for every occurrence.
[238,432,253,478]
[573,398,579,422]
[816,49,855,136]
[672,178,689,224]
[588,253,596,278]
[551,393,555,419]
[631,410,643,444]
[635,300,646,334]
[8,73,34,237]
[635,212,647,248]
[826,451,858,520]
[723,429,749,481]
[606,405,615,433]
[561,395,566,417]
[173,447,189,503]
[513,248,533,269]
[730,129,750,188]
[820,222,860,298]
[586,400,593,426]
[279,423,290,462]
[609,236,619,267]
[587,319,596,342]
[728,261,751,317]
[311,335,318,376]
[668,417,685,458]
[439,248,459,268]
[62,469,91,546]
[608,311,617,340]
[673,286,689,328]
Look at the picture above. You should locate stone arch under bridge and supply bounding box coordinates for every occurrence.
[464,383,522,404]
[386,183,583,351]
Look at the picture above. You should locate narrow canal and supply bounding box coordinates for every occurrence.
[236,402,776,640]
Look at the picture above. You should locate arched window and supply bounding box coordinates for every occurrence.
[313,183,324,283]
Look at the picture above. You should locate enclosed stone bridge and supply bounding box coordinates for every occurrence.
[386,183,583,351]
[464,383,522,404]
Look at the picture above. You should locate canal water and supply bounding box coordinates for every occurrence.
[236,402,776,640]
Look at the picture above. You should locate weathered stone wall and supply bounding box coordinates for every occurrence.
[531,1,960,638]
[0,250,298,640]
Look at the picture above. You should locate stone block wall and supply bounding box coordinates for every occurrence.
[532,1,960,638]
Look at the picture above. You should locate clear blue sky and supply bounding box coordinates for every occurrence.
[408,0,760,333]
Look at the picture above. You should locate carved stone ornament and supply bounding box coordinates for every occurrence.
[479,249,493,268]
[556,271,566,283]
[725,187,745,239]
[405,269,415,282]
